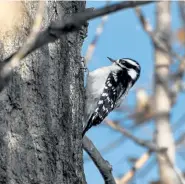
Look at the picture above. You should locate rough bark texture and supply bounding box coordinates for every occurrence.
[154,2,177,184]
[0,1,86,184]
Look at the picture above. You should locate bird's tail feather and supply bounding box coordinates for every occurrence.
[82,115,93,137]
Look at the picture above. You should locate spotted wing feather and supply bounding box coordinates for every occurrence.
[82,70,131,137]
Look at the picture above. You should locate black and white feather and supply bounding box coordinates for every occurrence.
[82,57,141,137]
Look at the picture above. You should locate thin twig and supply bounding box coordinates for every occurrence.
[84,122,143,162]
[119,150,152,183]
[84,136,125,162]
[172,112,185,133]
[83,136,116,184]
[137,156,156,179]
[176,133,185,148]
[135,5,184,64]
[105,119,166,152]
[135,7,154,37]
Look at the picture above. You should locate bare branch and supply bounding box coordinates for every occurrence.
[161,152,185,184]
[172,112,185,133]
[105,119,166,152]
[176,133,185,148]
[84,136,125,162]
[135,7,154,38]
[137,157,156,179]
[83,136,116,184]
[119,151,152,183]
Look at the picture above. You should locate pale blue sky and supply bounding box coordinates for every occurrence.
[82,1,185,184]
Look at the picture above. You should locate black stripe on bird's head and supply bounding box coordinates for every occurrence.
[107,57,141,80]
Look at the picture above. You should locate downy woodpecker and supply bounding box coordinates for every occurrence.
[83,57,141,137]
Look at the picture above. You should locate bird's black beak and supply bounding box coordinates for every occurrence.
[107,57,116,63]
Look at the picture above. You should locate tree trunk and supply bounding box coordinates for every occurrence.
[0,1,86,184]
[154,2,177,184]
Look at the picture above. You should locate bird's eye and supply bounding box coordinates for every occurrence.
[120,60,125,65]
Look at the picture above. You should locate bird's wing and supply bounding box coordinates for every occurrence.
[84,67,110,124]
[82,70,130,136]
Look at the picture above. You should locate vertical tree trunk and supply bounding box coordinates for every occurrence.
[154,2,177,184]
[0,1,86,184]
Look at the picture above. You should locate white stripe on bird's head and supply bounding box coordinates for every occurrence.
[128,68,138,80]
[122,58,140,68]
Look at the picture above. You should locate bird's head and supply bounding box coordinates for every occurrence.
[107,57,141,80]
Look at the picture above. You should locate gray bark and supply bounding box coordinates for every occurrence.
[0,1,86,184]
